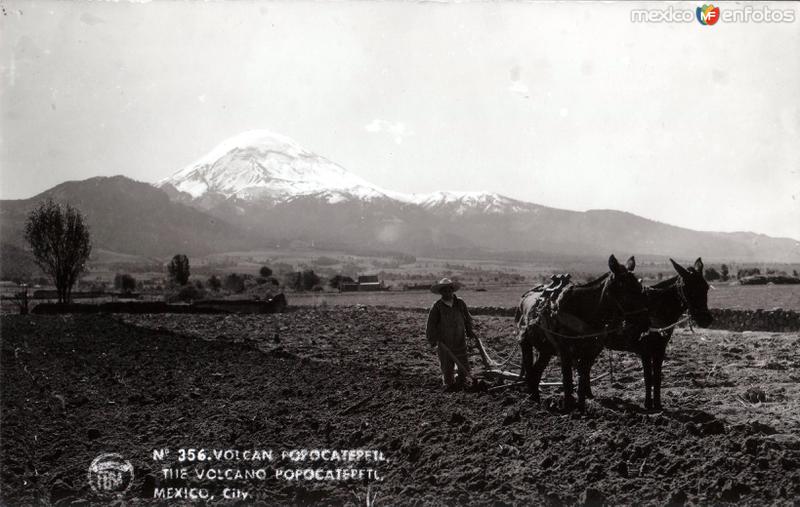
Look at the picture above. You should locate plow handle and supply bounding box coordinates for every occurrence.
[472,335,497,368]
[437,342,475,381]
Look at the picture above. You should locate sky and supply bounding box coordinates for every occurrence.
[1,1,798,240]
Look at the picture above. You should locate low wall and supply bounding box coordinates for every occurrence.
[708,308,800,333]
[25,299,800,332]
[467,307,800,332]
[32,301,182,314]
[295,305,800,332]
[31,294,288,315]
[193,296,287,314]
[464,307,800,332]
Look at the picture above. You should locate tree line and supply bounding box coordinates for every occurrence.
[20,199,800,306]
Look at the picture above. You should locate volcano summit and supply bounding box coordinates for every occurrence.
[158,130,405,206]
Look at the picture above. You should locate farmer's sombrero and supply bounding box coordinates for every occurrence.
[430,278,461,294]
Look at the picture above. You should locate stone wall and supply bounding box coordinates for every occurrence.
[708,308,800,333]
[461,306,800,332]
[28,299,800,332]
[31,294,288,315]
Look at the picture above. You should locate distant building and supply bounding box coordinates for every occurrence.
[138,278,165,290]
[357,275,385,291]
[339,275,387,292]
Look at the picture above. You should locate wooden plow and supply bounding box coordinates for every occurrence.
[472,335,611,393]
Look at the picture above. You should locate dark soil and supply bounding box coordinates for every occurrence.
[2,309,799,505]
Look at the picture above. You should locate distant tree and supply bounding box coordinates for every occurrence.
[720,264,729,281]
[166,284,204,303]
[329,274,355,290]
[167,254,190,285]
[704,267,721,281]
[24,199,92,304]
[284,270,320,291]
[284,272,302,291]
[737,267,761,279]
[114,273,137,293]
[224,273,245,293]
[301,270,321,291]
[794,269,799,278]
[208,275,222,291]
[194,279,204,290]
[259,266,273,278]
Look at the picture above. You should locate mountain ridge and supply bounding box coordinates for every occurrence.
[151,130,799,262]
[0,176,257,257]
[2,173,798,263]
[1,130,797,263]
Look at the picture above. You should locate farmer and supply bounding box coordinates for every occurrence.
[426,278,477,391]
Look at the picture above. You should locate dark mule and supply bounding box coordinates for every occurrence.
[606,258,713,410]
[518,255,650,410]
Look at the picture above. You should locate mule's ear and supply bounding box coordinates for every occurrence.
[626,256,636,272]
[694,257,704,273]
[609,254,622,274]
[670,258,690,278]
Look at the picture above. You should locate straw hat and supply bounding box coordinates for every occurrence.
[430,277,461,294]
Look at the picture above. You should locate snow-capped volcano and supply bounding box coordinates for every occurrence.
[158,130,401,203]
[158,130,528,214]
[9,128,798,262]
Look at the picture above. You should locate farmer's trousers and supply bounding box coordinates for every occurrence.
[437,343,471,386]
